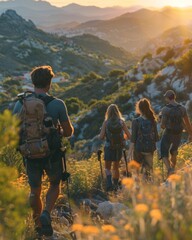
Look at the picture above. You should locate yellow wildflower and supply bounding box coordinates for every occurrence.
[102,225,116,233]
[185,160,191,165]
[72,224,84,232]
[150,209,162,221]
[137,193,143,200]
[82,226,99,235]
[135,203,149,214]
[122,178,134,189]
[168,174,181,183]
[124,223,134,233]
[128,160,140,170]
[111,236,120,240]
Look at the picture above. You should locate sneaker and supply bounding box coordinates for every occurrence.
[39,210,53,236]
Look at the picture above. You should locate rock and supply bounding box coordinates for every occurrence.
[96,201,128,220]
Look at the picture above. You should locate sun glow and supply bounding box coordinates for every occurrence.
[46,0,192,8]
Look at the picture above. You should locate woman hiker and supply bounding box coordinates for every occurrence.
[100,104,131,191]
[128,98,159,182]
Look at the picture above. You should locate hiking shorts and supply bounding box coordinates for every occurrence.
[104,146,122,161]
[134,151,154,170]
[25,151,63,188]
[160,132,182,159]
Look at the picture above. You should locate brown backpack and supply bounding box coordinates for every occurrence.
[18,91,56,159]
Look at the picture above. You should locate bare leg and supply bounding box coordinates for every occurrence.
[45,184,60,213]
[105,161,113,191]
[162,157,171,171]
[170,154,177,169]
[112,161,120,179]
[143,153,153,181]
[29,187,42,227]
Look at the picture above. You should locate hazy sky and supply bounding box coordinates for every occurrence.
[47,0,192,8]
[0,0,191,8]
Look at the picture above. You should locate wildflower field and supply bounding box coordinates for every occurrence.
[1,110,192,240]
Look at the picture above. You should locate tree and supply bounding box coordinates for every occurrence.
[176,50,192,80]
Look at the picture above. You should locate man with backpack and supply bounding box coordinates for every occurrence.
[160,90,192,176]
[13,66,74,237]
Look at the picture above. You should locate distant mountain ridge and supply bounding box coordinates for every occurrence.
[0,10,133,76]
[62,7,192,52]
[0,0,141,27]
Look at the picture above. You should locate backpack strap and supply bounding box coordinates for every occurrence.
[39,95,55,106]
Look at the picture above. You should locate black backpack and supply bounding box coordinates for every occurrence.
[166,104,183,134]
[136,117,156,153]
[106,118,125,150]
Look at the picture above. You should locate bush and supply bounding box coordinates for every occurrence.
[108,69,125,78]
[176,49,192,78]
[143,74,154,85]
[0,166,28,240]
[156,46,166,55]
[81,71,102,83]
[163,48,175,62]
[0,110,28,239]
[134,82,146,95]
[141,52,152,62]
[65,97,86,114]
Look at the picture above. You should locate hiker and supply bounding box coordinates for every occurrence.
[13,66,74,237]
[100,104,131,191]
[159,90,192,176]
[128,98,159,181]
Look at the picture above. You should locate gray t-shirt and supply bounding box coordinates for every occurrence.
[13,93,69,126]
[161,103,187,130]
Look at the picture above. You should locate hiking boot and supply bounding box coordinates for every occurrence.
[39,210,53,236]
[34,226,42,238]
[168,167,175,177]
[106,175,113,192]
[113,178,121,191]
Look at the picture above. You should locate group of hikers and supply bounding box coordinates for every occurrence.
[13,65,192,237]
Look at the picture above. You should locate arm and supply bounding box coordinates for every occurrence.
[99,121,106,140]
[58,100,74,137]
[122,121,131,140]
[60,120,74,137]
[183,115,192,136]
[160,108,166,129]
[127,120,137,157]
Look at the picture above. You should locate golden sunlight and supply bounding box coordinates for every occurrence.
[48,0,192,8]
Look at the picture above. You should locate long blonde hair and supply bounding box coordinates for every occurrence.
[105,104,124,121]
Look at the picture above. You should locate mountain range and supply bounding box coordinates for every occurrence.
[0,0,140,27]
[0,10,133,76]
[61,7,192,52]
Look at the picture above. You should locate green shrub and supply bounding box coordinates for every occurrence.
[0,110,28,240]
[176,49,192,78]
[65,97,86,114]
[163,48,175,62]
[156,46,166,55]
[0,166,28,240]
[108,69,125,78]
[141,52,152,62]
[81,71,102,83]
[143,74,154,85]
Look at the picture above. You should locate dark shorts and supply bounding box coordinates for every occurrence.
[25,151,63,188]
[104,146,122,161]
[160,132,182,159]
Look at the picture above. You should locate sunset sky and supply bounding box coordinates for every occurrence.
[47,0,192,8]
